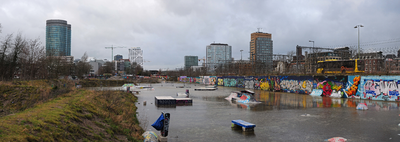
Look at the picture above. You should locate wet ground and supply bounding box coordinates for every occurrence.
[109,83,400,141]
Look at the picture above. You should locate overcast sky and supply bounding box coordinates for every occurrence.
[1,0,400,70]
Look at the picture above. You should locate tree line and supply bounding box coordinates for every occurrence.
[0,24,147,81]
[0,24,93,81]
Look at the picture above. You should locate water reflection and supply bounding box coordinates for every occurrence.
[231,127,256,137]
[204,89,400,111]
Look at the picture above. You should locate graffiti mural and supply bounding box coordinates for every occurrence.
[237,78,245,88]
[203,76,210,84]
[279,76,313,94]
[223,78,229,87]
[188,75,400,102]
[244,77,255,89]
[358,76,400,101]
[230,78,237,87]
[314,76,347,97]
[271,76,281,91]
[210,76,217,85]
[217,78,224,86]
[344,75,360,98]
[179,76,187,82]
[195,77,201,84]
[254,77,261,90]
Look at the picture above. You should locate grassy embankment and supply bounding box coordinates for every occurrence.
[0,80,144,141]
[0,80,75,116]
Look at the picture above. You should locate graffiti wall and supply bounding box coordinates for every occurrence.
[313,76,347,97]
[358,76,400,101]
[223,77,237,87]
[279,76,314,94]
[176,75,400,102]
[236,77,245,88]
[244,77,255,89]
[217,77,224,86]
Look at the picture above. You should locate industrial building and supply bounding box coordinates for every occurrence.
[206,43,232,72]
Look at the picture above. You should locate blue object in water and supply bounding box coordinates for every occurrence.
[151,113,164,131]
[232,119,256,128]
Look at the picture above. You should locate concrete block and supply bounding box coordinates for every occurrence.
[158,136,167,142]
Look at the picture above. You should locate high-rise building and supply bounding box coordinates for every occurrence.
[250,31,273,69]
[46,19,71,56]
[128,47,143,66]
[206,43,232,72]
[184,56,198,69]
[114,54,123,61]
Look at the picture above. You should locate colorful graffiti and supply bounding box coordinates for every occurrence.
[237,78,245,88]
[244,77,255,89]
[217,78,224,86]
[223,78,237,87]
[177,75,400,102]
[344,76,360,97]
[357,76,400,101]
[314,76,346,97]
[280,80,313,94]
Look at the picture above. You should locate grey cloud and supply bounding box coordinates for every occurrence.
[1,0,400,70]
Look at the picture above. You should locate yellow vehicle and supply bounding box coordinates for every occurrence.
[317,59,364,74]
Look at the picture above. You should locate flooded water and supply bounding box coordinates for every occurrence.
[116,83,400,142]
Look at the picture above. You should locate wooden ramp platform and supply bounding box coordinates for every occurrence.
[231,120,256,131]
[194,88,216,91]
[155,96,193,107]
[176,98,193,106]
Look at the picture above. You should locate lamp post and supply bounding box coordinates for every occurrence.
[354,25,364,59]
[239,50,244,76]
[309,40,314,48]
[240,50,243,60]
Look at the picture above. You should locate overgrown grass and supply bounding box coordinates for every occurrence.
[0,89,144,141]
[0,79,76,117]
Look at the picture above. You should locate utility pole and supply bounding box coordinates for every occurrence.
[309,40,315,73]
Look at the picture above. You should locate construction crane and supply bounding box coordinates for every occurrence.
[105,45,126,61]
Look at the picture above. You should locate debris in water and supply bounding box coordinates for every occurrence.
[356,103,368,110]
[301,114,310,117]
[324,137,347,142]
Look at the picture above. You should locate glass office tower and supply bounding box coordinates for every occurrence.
[46,19,71,56]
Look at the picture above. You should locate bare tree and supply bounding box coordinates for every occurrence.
[0,34,13,80]
[19,38,45,80]
[134,64,143,75]
[75,52,91,78]
[5,33,27,80]
[98,61,114,75]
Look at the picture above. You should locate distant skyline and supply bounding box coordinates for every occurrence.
[1,0,400,70]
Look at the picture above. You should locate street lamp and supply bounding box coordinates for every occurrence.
[354,25,364,59]
[309,40,314,48]
[240,50,243,60]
